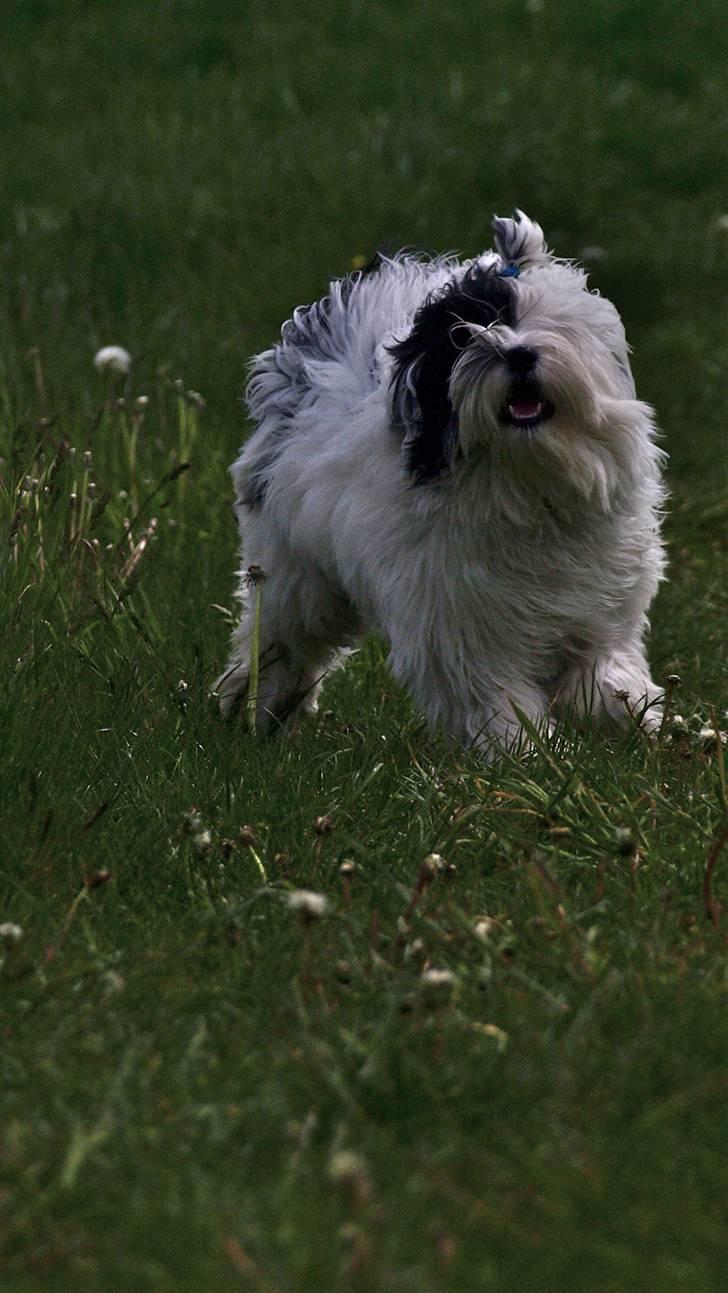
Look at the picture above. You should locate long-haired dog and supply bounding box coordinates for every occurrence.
[216,211,666,758]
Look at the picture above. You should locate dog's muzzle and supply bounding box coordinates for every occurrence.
[499,346,555,428]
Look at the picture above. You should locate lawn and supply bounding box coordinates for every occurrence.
[2,1,728,1289]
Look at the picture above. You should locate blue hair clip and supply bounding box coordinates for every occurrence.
[499,262,520,278]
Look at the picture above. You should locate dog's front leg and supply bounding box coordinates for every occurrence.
[395,651,552,760]
[555,645,663,733]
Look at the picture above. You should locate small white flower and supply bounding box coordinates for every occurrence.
[328,1149,369,1185]
[421,967,455,989]
[404,937,426,963]
[472,1021,509,1051]
[183,809,204,834]
[94,345,131,375]
[327,1149,371,1202]
[0,922,23,945]
[615,827,637,856]
[420,852,446,879]
[287,889,328,919]
[698,726,727,751]
[101,970,125,997]
[474,917,499,942]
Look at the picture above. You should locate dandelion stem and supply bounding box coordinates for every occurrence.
[247,576,264,735]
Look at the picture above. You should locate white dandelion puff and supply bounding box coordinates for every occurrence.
[698,726,727,751]
[287,890,328,919]
[94,345,131,375]
[474,917,499,942]
[0,922,23,945]
[421,967,455,989]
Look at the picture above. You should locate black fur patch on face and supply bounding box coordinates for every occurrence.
[389,263,516,484]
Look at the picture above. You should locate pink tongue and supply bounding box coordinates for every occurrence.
[510,401,541,420]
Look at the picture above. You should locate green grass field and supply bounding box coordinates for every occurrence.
[2,2,728,1289]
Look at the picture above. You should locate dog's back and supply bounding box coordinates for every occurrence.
[236,255,458,507]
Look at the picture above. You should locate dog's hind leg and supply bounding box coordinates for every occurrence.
[215,558,360,731]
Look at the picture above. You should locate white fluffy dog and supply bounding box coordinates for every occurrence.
[217,211,666,758]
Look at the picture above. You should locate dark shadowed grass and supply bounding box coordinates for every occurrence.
[2,2,728,1289]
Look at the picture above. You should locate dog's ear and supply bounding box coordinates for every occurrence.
[389,264,515,484]
[389,289,463,484]
[492,210,548,270]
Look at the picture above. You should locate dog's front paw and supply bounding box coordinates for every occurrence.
[609,686,663,736]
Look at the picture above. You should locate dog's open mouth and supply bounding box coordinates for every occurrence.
[500,381,555,429]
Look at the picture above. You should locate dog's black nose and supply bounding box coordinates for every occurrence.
[506,345,538,374]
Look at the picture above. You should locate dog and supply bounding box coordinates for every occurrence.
[216,211,666,758]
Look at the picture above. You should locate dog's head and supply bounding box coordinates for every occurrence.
[389,211,645,505]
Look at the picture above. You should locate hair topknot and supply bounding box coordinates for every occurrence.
[492,209,549,269]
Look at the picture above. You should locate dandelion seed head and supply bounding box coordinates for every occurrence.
[86,869,112,889]
[287,889,328,919]
[313,814,334,836]
[474,916,499,942]
[0,922,23,944]
[422,852,446,875]
[698,726,727,751]
[421,967,455,988]
[328,1149,370,1189]
[183,808,207,838]
[405,937,426,963]
[94,345,131,375]
[101,970,125,997]
[615,827,637,856]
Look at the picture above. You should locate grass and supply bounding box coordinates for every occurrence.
[2,1,728,1289]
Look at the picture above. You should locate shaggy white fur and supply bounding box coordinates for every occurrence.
[216,211,666,758]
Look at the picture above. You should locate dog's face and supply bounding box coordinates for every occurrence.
[390,212,640,499]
